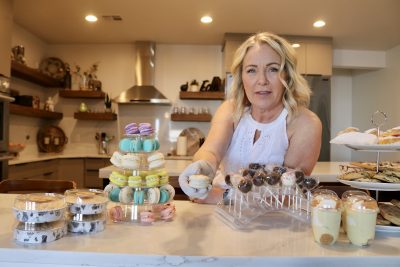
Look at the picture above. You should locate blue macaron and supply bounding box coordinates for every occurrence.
[159,189,170,203]
[109,187,121,202]
[119,138,131,153]
[134,190,145,205]
[130,138,143,152]
[154,139,160,150]
[143,139,155,152]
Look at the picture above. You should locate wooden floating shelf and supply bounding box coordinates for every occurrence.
[179,91,225,100]
[10,104,63,119]
[59,90,106,99]
[171,113,212,122]
[11,61,63,87]
[74,112,117,121]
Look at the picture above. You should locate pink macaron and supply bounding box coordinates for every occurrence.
[140,210,155,224]
[109,206,124,222]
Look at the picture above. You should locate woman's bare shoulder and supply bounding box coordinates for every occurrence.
[288,107,321,134]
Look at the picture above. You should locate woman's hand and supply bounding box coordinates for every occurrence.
[178,160,215,199]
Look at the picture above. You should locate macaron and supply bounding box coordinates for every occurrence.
[109,206,123,222]
[139,123,154,136]
[159,175,169,186]
[160,203,176,220]
[128,175,142,187]
[143,139,155,152]
[160,184,175,202]
[188,174,211,189]
[146,187,160,204]
[125,122,139,135]
[134,190,145,205]
[119,138,131,153]
[145,174,160,187]
[121,154,141,170]
[103,183,119,197]
[109,171,128,187]
[154,139,160,150]
[140,210,155,224]
[110,151,123,167]
[159,188,170,204]
[130,138,143,152]
[148,152,165,169]
[109,187,121,202]
[119,186,133,204]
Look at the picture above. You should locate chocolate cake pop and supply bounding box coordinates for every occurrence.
[249,163,264,170]
[252,170,267,187]
[225,174,232,187]
[238,179,253,193]
[303,176,319,190]
[266,171,281,186]
[273,166,287,175]
[295,170,305,184]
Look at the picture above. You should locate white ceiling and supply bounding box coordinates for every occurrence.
[12,0,400,51]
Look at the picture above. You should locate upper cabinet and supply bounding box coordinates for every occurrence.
[11,61,63,87]
[222,33,332,76]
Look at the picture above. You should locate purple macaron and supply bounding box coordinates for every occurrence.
[125,123,139,134]
[139,123,154,136]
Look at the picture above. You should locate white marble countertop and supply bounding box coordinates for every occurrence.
[9,152,110,165]
[0,194,399,267]
[100,161,345,182]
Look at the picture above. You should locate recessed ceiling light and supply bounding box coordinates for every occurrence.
[85,15,98,22]
[200,16,213,24]
[313,20,326,28]
[292,43,301,48]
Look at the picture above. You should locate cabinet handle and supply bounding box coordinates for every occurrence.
[43,172,53,176]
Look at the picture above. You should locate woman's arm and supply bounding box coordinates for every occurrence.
[193,100,235,171]
[284,108,322,175]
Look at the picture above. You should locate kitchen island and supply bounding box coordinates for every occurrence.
[0,194,399,267]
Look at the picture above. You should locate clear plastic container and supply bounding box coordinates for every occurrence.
[67,212,106,233]
[13,193,66,223]
[311,190,342,245]
[14,220,67,244]
[65,189,108,215]
[345,195,379,246]
[341,190,369,233]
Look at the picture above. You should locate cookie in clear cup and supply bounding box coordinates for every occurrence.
[345,195,379,246]
[311,189,342,245]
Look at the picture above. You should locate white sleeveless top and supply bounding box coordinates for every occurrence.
[220,107,289,175]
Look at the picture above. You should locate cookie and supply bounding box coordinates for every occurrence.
[119,186,133,204]
[146,187,160,204]
[390,199,400,209]
[188,174,210,189]
[376,213,392,226]
[160,184,175,201]
[378,203,400,226]
[134,190,145,205]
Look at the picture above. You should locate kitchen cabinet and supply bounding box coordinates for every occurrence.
[8,159,58,180]
[84,158,110,189]
[222,33,332,76]
[284,36,333,76]
[57,158,85,188]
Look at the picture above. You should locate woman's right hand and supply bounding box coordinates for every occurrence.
[178,160,215,199]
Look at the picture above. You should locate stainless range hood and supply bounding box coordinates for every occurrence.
[115,41,170,105]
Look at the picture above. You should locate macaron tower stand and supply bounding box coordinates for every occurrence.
[12,193,68,244]
[215,163,319,229]
[104,122,176,225]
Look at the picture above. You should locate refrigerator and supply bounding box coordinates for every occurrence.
[305,75,331,161]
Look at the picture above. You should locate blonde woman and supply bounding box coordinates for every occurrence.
[179,32,322,202]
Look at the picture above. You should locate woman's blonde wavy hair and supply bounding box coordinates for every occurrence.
[228,32,311,122]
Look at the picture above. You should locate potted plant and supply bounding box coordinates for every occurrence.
[104,93,112,112]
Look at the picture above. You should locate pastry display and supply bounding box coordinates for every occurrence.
[339,162,400,183]
[14,220,67,244]
[311,190,342,245]
[13,193,66,223]
[105,122,175,224]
